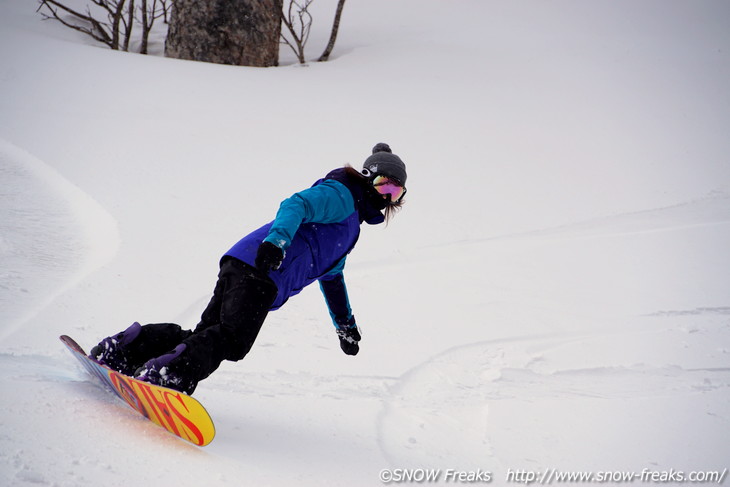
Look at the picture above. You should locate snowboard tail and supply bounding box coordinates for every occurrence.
[60,335,215,446]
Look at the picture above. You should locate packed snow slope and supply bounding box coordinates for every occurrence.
[1,0,729,485]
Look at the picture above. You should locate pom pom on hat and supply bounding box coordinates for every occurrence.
[371,143,392,154]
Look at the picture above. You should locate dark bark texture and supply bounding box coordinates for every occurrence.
[165,0,283,67]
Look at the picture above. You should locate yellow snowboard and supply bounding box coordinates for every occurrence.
[60,335,215,446]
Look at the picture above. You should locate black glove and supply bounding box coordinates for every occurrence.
[255,241,284,273]
[336,325,361,356]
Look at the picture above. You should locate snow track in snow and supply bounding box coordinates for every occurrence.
[377,326,730,472]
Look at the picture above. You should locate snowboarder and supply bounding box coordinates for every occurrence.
[89,143,407,395]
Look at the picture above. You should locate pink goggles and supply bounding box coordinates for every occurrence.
[373,175,406,203]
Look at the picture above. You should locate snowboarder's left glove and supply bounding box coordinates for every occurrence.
[336,324,361,356]
[255,241,284,273]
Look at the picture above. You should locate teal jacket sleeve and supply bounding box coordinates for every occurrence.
[263,180,355,250]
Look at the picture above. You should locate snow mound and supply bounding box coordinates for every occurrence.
[0,139,118,341]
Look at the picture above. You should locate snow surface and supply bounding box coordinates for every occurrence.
[1,0,729,485]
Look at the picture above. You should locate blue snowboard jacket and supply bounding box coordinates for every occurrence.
[224,168,386,329]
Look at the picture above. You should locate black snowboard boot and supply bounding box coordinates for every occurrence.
[134,344,199,395]
[90,322,193,376]
[89,322,143,375]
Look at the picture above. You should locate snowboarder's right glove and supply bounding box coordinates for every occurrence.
[255,241,284,273]
[336,324,361,356]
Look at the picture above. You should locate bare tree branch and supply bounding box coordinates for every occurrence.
[37,0,168,53]
[280,0,312,64]
[38,0,114,47]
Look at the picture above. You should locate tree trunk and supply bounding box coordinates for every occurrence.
[318,0,346,62]
[165,0,283,67]
[140,0,149,54]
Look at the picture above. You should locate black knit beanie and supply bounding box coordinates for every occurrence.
[362,143,407,185]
